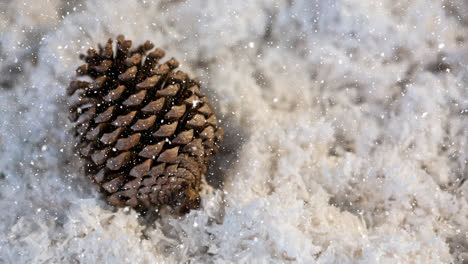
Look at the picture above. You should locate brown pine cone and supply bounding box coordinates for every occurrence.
[67,35,224,213]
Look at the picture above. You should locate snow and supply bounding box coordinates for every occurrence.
[1,0,468,263]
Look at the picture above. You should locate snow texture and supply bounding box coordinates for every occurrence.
[1,0,468,263]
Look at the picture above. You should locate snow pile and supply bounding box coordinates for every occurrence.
[1,0,467,263]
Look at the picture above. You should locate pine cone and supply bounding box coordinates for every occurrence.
[67,35,224,213]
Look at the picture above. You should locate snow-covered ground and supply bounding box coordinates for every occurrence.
[1,0,467,263]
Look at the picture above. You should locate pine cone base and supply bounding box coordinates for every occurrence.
[68,35,224,213]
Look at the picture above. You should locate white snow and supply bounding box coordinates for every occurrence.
[1,0,467,263]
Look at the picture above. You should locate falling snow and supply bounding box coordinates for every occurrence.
[0,0,468,263]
